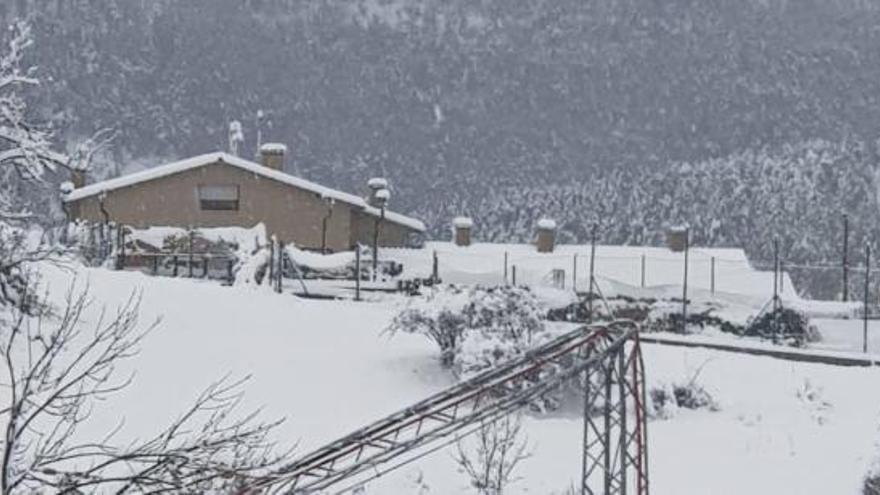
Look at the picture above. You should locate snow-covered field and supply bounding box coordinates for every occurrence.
[34,264,880,494]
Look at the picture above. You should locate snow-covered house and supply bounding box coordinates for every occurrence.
[62,147,425,251]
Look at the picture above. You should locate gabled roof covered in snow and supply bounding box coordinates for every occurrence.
[63,152,426,232]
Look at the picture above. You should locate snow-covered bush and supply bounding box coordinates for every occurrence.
[649,382,719,420]
[644,301,818,347]
[386,285,546,371]
[386,284,578,411]
[644,301,742,335]
[863,433,880,495]
[746,307,820,347]
[546,295,654,323]
[866,471,880,495]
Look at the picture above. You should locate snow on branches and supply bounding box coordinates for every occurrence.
[0,284,292,493]
[0,20,113,204]
[385,285,546,372]
[386,285,586,412]
[0,21,66,183]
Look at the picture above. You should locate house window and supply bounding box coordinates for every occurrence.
[198,185,239,211]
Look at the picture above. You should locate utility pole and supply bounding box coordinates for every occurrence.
[843,214,849,301]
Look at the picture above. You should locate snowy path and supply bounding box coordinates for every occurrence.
[36,266,880,494]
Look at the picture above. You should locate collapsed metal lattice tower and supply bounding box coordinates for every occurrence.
[582,324,649,495]
[252,321,648,494]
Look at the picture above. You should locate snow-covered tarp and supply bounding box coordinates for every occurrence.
[383,241,799,302]
[285,245,356,271]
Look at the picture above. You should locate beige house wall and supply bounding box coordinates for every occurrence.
[349,210,413,247]
[67,160,418,251]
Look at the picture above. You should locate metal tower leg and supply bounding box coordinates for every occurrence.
[582,336,649,495]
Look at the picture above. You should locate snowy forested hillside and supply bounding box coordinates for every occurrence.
[6,0,880,295]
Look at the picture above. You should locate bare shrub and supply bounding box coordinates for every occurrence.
[454,414,531,495]
[0,281,291,493]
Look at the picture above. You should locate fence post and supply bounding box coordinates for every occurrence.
[152,255,158,275]
[268,236,275,283]
[843,214,849,301]
[203,256,209,278]
[573,253,578,292]
[779,261,785,295]
[865,244,871,354]
[681,228,689,333]
[589,223,597,323]
[772,238,780,340]
[173,255,179,277]
[227,258,234,284]
[98,223,106,261]
[188,230,195,278]
[355,247,362,301]
[117,227,126,270]
[276,241,284,293]
[640,254,646,288]
[432,250,439,284]
[512,265,517,287]
[504,251,509,285]
[710,256,715,295]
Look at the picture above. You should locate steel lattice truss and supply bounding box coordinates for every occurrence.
[252,321,648,494]
[582,326,649,495]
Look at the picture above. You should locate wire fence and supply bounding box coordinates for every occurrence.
[67,221,240,282]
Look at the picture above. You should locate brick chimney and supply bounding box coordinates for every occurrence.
[452,217,473,247]
[259,143,287,171]
[666,226,688,252]
[535,218,557,253]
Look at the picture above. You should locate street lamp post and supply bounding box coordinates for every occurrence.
[372,188,390,281]
[321,197,335,254]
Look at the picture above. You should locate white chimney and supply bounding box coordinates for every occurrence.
[367,177,389,207]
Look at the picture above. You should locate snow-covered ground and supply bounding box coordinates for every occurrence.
[812,318,880,355]
[33,264,880,494]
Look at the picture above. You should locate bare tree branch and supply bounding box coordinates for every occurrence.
[454,414,531,495]
[0,277,292,494]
